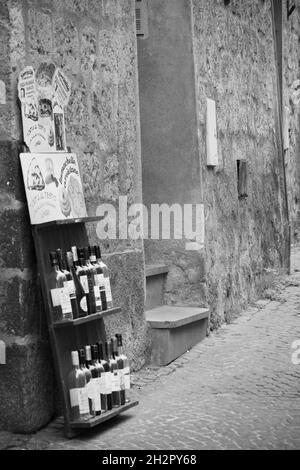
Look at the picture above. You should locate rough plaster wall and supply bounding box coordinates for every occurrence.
[192,0,289,327]
[283,6,300,241]
[0,0,149,432]
[138,0,206,307]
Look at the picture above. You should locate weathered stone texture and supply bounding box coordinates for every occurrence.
[283,6,300,240]
[192,0,289,327]
[0,335,54,433]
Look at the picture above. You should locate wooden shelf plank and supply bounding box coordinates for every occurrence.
[53,307,122,328]
[32,215,104,229]
[70,400,139,429]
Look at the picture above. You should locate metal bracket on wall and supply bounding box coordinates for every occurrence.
[287,0,296,19]
[237,160,248,199]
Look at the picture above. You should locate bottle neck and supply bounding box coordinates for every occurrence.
[105,342,112,361]
[112,344,118,358]
[98,343,105,362]
[53,263,60,273]
[110,343,115,361]
[71,351,80,369]
[91,347,99,364]
[78,351,85,368]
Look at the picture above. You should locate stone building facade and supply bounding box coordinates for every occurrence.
[0,0,298,432]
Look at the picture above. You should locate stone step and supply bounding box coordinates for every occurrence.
[145,264,169,311]
[145,305,210,366]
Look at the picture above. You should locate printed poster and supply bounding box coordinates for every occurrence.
[20,152,87,225]
[18,65,71,153]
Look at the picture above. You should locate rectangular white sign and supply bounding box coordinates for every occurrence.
[206,98,218,166]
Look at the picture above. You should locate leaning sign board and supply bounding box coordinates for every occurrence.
[20,153,87,225]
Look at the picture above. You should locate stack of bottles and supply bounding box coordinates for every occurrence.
[49,245,113,322]
[68,335,131,421]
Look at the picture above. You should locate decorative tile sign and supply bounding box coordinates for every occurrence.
[18,64,71,153]
[20,152,87,225]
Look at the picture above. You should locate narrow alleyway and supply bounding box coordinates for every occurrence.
[1,248,300,450]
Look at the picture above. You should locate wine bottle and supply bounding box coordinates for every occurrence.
[85,345,101,416]
[84,246,101,313]
[108,339,121,408]
[91,344,107,413]
[56,249,79,319]
[71,246,88,317]
[91,246,107,311]
[67,350,90,421]
[95,246,113,309]
[78,348,95,417]
[116,334,131,402]
[102,341,113,410]
[49,251,72,321]
[78,247,96,315]
[66,251,87,318]
[112,337,125,405]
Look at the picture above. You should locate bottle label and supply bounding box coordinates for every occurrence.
[69,388,89,415]
[100,374,106,394]
[112,372,120,392]
[105,371,112,394]
[96,274,105,288]
[78,388,90,415]
[92,378,101,412]
[64,280,76,299]
[124,373,131,390]
[50,288,61,307]
[119,370,125,391]
[93,285,102,308]
[69,388,79,407]
[104,278,112,302]
[80,296,88,312]
[86,379,96,399]
[59,288,72,317]
[79,275,89,294]
[90,255,96,262]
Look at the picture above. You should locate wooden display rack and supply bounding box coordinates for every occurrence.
[31,216,138,438]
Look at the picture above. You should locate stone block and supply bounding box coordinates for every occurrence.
[146,306,209,366]
[0,335,54,433]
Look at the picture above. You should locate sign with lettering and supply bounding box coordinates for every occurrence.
[20,153,87,225]
[18,64,71,153]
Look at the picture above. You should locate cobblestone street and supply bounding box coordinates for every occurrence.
[1,248,300,451]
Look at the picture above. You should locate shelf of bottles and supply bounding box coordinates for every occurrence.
[48,244,115,327]
[30,216,139,435]
[68,336,138,429]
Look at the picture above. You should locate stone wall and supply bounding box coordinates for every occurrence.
[0,0,148,432]
[192,0,289,327]
[283,5,300,241]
